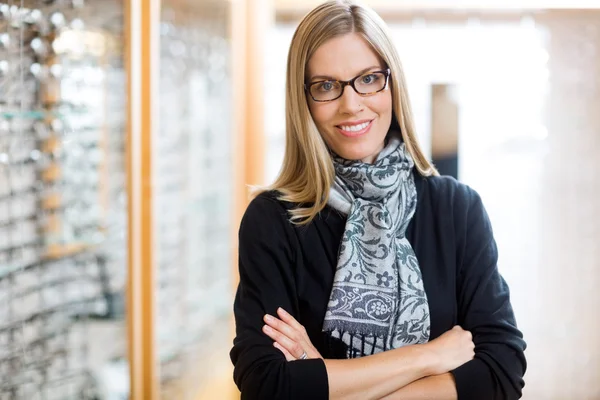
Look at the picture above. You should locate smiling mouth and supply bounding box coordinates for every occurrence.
[335,119,374,137]
[336,120,371,131]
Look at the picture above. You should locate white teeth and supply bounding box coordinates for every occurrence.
[339,121,370,132]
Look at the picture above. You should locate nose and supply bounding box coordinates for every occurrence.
[338,84,363,115]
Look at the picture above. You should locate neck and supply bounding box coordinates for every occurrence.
[359,141,386,164]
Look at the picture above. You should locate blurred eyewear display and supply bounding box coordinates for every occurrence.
[0,1,127,398]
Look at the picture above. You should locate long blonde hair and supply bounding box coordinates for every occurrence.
[259,0,437,224]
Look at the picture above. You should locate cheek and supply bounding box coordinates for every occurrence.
[308,102,337,129]
[371,92,393,116]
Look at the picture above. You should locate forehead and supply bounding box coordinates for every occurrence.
[307,33,383,80]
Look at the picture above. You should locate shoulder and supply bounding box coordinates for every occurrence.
[414,174,491,241]
[415,174,482,214]
[240,190,297,238]
[242,190,338,238]
[239,191,304,262]
[414,175,496,271]
[243,190,294,220]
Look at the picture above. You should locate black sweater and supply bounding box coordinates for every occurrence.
[230,173,527,400]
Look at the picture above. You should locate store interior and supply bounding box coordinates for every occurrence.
[0,0,599,399]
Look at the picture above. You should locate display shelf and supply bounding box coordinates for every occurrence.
[1,0,128,398]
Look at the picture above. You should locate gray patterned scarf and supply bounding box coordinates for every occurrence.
[323,135,431,358]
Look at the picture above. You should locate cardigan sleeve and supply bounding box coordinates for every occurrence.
[450,186,527,400]
[229,194,329,400]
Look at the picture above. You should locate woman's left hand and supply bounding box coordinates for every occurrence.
[262,307,323,361]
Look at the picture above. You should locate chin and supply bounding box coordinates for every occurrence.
[328,127,388,162]
[331,143,380,162]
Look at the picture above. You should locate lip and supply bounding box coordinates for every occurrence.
[335,119,374,138]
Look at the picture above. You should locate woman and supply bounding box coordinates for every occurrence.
[230,1,526,399]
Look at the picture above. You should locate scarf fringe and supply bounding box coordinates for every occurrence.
[325,328,389,359]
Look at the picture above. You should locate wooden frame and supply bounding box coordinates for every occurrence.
[124,0,270,397]
[231,0,271,281]
[125,0,160,399]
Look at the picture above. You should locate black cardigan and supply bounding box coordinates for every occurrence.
[230,173,527,400]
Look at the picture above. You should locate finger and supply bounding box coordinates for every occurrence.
[273,342,295,361]
[262,324,304,356]
[262,325,305,358]
[276,308,307,334]
[264,314,304,343]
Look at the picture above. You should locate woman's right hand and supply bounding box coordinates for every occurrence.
[421,325,475,376]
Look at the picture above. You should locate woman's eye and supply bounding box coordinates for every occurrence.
[362,74,377,84]
[318,81,334,91]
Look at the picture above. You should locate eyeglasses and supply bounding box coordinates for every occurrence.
[304,68,391,102]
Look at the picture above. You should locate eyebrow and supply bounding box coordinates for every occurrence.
[309,65,382,82]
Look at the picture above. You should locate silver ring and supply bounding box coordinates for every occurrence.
[299,351,308,360]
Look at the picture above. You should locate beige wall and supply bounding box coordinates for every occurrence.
[275,0,600,13]
[522,10,600,400]
[217,5,600,400]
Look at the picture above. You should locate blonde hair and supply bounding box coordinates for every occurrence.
[259,0,437,224]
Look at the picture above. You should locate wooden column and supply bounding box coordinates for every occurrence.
[125,0,160,399]
[231,0,272,285]
[245,0,270,190]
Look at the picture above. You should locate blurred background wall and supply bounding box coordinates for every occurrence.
[0,0,598,400]
[256,2,600,400]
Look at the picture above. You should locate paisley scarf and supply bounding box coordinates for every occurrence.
[323,135,431,358]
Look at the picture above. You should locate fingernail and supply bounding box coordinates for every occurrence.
[263,325,272,333]
[264,314,273,322]
[277,307,287,315]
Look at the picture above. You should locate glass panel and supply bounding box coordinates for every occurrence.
[156,0,233,397]
[0,0,128,398]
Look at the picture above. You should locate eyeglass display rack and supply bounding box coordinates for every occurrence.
[2,0,236,398]
[0,1,127,399]
[156,1,233,396]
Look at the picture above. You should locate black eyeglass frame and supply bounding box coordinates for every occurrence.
[304,68,391,102]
